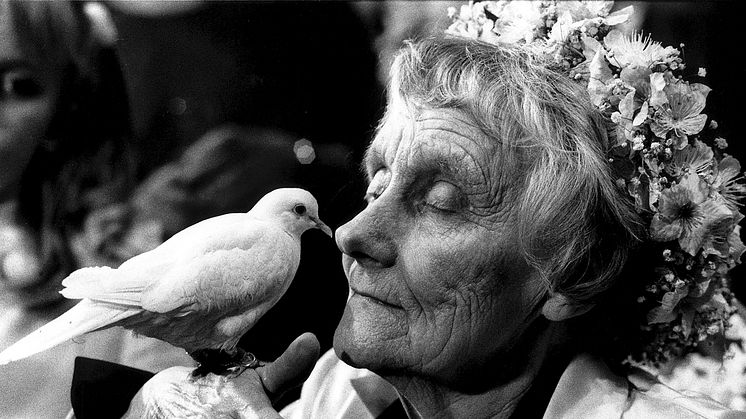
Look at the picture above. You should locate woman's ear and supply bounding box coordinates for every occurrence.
[541,293,595,321]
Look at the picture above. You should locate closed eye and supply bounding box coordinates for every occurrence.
[365,168,390,204]
[421,181,466,213]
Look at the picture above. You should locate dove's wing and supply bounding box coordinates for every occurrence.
[140,220,298,314]
[61,213,258,306]
[127,221,300,351]
[60,264,167,306]
[120,213,252,270]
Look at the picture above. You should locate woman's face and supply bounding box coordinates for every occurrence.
[0,9,60,202]
[334,105,547,388]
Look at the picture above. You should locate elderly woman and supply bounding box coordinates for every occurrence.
[309,38,643,417]
[122,33,743,418]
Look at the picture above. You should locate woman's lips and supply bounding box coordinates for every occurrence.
[346,262,403,309]
[349,288,403,309]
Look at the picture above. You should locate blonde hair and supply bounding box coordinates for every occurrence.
[387,38,644,304]
[3,0,132,304]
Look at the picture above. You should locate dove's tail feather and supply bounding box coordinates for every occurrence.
[0,299,139,365]
[60,266,144,306]
[61,266,114,291]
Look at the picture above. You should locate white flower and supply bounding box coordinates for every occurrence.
[548,3,632,45]
[604,30,679,68]
[650,81,711,142]
[649,72,668,107]
[548,11,576,44]
[555,1,631,24]
[604,5,635,26]
[715,137,729,149]
[587,49,613,106]
[632,135,645,150]
[489,1,544,43]
[460,3,474,20]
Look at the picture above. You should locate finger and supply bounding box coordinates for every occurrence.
[258,332,320,395]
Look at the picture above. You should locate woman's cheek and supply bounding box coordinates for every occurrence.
[401,232,478,305]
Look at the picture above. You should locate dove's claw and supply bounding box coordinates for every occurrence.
[225,350,260,378]
[190,348,260,378]
[239,350,260,369]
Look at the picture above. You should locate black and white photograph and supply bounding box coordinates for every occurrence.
[1,1,745,418]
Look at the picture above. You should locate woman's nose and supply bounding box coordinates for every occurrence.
[335,202,397,269]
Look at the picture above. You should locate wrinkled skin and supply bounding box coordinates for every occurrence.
[334,105,547,391]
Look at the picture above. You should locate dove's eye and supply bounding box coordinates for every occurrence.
[294,204,307,216]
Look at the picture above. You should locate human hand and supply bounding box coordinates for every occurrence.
[123,333,320,419]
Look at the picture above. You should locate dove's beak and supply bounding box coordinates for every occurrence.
[313,218,333,238]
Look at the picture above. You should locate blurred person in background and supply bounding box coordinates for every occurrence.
[0,2,192,417]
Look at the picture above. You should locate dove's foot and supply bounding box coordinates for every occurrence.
[225,350,260,378]
[190,348,260,378]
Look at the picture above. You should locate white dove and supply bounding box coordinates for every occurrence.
[0,188,332,375]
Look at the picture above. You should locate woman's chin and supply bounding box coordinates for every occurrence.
[333,297,408,371]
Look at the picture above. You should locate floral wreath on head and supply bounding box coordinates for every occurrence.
[447,1,745,367]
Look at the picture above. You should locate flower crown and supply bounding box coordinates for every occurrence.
[447,1,745,366]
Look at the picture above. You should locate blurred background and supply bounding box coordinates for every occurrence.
[1,1,745,416]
